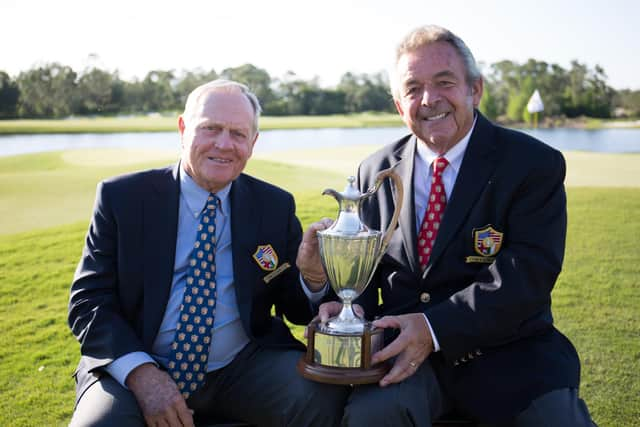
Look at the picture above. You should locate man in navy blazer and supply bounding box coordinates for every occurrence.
[304,26,595,426]
[68,80,347,426]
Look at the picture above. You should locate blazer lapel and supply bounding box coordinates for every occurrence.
[229,175,260,324]
[427,114,498,269]
[142,163,180,350]
[390,138,421,273]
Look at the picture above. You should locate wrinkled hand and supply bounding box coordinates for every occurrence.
[371,313,434,387]
[126,363,194,427]
[297,218,333,292]
[304,301,365,338]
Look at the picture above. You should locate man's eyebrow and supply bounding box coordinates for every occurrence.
[433,70,458,80]
[198,120,251,132]
[402,77,420,87]
[402,70,459,86]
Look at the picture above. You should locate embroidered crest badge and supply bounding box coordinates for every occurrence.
[473,225,503,257]
[253,244,278,271]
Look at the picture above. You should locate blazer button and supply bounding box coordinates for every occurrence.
[419,292,431,303]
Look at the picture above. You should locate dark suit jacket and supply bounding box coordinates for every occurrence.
[356,113,580,423]
[69,163,311,403]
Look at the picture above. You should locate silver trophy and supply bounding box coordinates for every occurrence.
[298,167,403,384]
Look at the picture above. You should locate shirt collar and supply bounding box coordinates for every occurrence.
[415,115,477,174]
[179,165,231,218]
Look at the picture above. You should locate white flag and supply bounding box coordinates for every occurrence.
[527,90,544,113]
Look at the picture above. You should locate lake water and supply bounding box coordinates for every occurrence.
[0,127,639,157]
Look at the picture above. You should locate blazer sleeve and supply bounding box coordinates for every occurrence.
[428,149,568,363]
[266,192,314,325]
[68,180,145,372]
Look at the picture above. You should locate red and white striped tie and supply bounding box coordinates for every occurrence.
[417,157,449,269]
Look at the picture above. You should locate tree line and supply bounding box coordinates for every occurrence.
[0,60,638,120]
[479,59,639,123]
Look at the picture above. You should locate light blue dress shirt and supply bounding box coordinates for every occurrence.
[152,170,250,371]
[106,166,325,387]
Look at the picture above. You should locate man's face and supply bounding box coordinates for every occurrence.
[179,90,258,192]
[394,41,483,154]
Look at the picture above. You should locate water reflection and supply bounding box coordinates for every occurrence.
[0,126,639,157]
[522,128,640,153]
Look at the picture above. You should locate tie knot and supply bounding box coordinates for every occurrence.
[433,157,449,174]
[205,193,219,213]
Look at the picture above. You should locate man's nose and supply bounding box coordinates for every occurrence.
[421,87,440,106]
[213,132,233,149]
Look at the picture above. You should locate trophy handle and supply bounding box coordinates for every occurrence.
[361,166,404,259]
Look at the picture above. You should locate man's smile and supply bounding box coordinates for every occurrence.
[207,156,231,163]
[423,111,449,122]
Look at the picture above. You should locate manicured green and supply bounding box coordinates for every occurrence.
[3,149,639,236]
[254,147,640,189]
[0,149,345,236]
[0,150,638,425]
[0,113,403,135]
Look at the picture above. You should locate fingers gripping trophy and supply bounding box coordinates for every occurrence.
[298,167,403,384]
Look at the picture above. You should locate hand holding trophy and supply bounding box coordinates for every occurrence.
[297,167,403,384]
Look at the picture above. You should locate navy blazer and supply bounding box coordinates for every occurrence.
[356,113,581,423]
[69,163,311,403]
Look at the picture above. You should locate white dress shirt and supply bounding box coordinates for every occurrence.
[412,117,477,352]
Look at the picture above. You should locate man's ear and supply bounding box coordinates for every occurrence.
[394,98,405,116]
[178,115,186,135]
[248,131,259,157]
[471,78,484,108]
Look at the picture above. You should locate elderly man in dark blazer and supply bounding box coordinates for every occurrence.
[301,26,595,426]
[68,79,348,426]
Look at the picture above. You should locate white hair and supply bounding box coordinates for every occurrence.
[183,79,262,134]
[390,25,482,100]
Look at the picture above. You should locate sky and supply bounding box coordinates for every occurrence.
[2,0,638,90]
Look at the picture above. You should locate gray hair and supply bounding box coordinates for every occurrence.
[183,79,262,134]
[391,25,482,100]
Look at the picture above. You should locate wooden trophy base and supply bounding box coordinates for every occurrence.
[297,319,389,385]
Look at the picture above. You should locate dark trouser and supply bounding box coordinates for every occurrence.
[70,342,349,427]
[511,388,596,427]
[342,359,596,427]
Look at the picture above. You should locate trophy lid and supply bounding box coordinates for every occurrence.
[320,176,378,237]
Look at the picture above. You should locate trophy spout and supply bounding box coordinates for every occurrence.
[321,188,342,203]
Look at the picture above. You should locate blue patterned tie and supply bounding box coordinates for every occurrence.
[168,193,219,399]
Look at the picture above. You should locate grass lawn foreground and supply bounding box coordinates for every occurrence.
[0,147,638,426]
